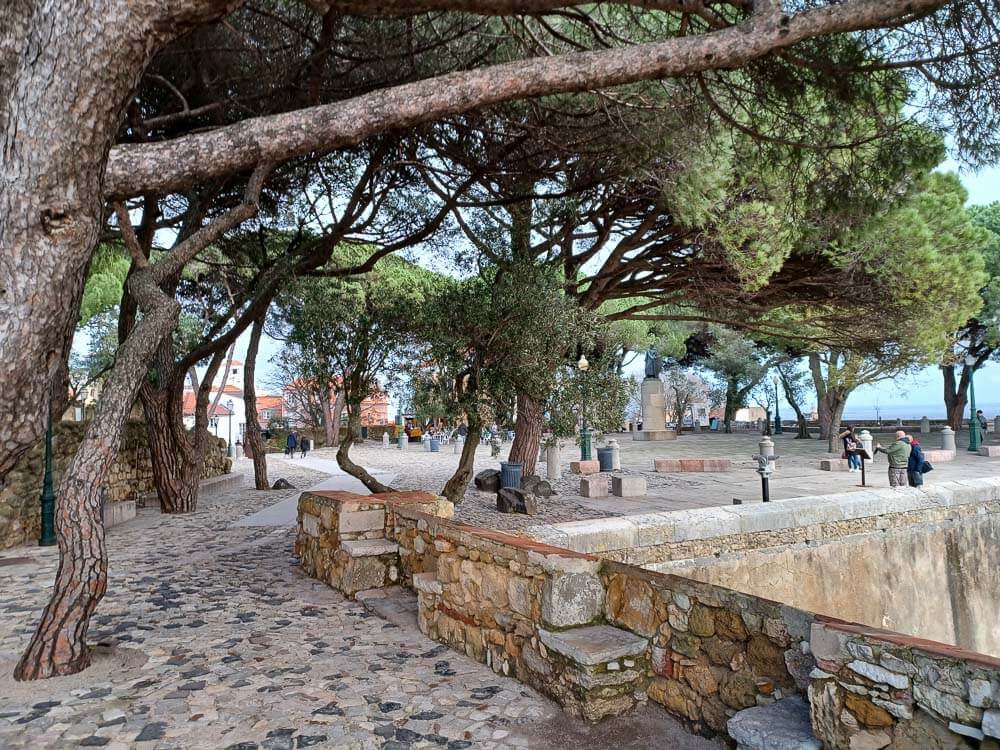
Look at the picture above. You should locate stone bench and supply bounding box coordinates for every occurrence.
[923,449,955,462]
[611,475,646,497]
[728,697,821,750]
[653,458,731,472]
[537,625,650,721]
[978,445,1000,457]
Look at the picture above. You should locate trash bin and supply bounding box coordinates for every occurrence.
[361,426,369,440]
[500,461,523,489]
[597,447,614,472]
[429,438,440,452]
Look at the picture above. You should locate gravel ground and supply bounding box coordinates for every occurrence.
[307,443,609,534]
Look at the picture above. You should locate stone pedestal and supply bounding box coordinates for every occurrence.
[941,426,957,452]
[546,446,561,480]
[634,377,673,442]
[859,430,874,461]
[382,432,390,447]
[920,416,930,434]
[607,439,622,471]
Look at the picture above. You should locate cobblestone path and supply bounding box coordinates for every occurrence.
[0,464,555,750]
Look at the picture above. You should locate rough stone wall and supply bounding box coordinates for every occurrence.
[809,619,1000,749]
[390,505,817,736]
[1,420,230,549]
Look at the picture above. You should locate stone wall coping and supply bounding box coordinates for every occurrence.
[341,539,399,557]
[531,477,1000,554]
[817,616,1000,672]
[537,625,649,666]
[304,489,439,508]
[392,503,600,562]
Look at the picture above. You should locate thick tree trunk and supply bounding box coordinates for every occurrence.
[244,314,269,490]
[336,406,393,493]
[823,393,848,453]
[0,0,238,482]
[15,266,180,680]
[141,385,199,513]
[723,378,739,433]
[942,364,970,432]
[508,393,542,476]
[443,413,481,504]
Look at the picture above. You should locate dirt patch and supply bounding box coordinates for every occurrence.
[0,644,148,702]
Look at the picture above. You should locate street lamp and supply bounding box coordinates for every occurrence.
[966,353,980,452]
[577,354,591,461]
[772,374,783,435]
[226,399,234,457]
[38,398,56,546]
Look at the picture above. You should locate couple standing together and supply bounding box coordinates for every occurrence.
[840,426,931,488]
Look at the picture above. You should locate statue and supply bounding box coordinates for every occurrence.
[644,345,662,379]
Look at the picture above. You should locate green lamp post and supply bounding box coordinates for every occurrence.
[577,354,592,461]
[967,353,981,452]
[39,400,57,547]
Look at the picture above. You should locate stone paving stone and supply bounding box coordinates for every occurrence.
[0,462,554,750]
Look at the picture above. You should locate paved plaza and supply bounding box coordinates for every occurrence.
[0,461,717,750]
[333,429,1000,532]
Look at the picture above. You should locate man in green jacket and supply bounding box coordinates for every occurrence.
[875,430,911,488]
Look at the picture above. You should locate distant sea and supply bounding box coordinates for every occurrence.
[840,402,1000,421]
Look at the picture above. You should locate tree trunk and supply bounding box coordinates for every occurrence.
[824,393,848,453]
[0,0,237,483]
[508,393,542,476]
[942,364,970,432]
[723,378,739,433]
[141,385,199,513]
[443,412,481,504]
[244,314,269,490]
[15,266,180,680]
[336,405,393,493]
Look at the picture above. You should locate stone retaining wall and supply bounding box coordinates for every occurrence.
[297,489,1000,747]
[809,618,1000,748]
[1,420,231,549]
[530,478,1000,566]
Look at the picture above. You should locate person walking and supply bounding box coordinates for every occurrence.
[976,409,988,444]
[905,434,926,487]
[875,430,911,488]
[839,425,862,473]
[286,430,298,458]
[300,435,310,459]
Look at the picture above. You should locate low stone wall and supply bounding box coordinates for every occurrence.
[529,478,1000,566]
[1,420,231,549]
[810,618,1000,748]
[298,490,1000,747]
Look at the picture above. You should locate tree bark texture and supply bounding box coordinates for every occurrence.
[244,314,269,490]
[443,412,481,504]
[508,393,542,476]
[14,263,180,680]
[336,405,394,493]
[942,364,971,432]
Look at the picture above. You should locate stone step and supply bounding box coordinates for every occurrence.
[341,539,399,557]
[727,696,821,750]
[537,625,648,666]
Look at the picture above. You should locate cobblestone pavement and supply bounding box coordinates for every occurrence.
[0,463,559,750]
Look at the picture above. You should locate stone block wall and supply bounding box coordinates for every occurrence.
[809,618,1000,748]
[1,420,231,549]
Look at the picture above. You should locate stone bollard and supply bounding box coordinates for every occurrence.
[608,439,622,471]
[546,445,560,480]
[453,435,464,455]
[920,416,930,434]
[397,434,406,450]
[994,415,1000,435]
[859,430,874,461]
[941,426,957,452]
[756,418,765,433]
[423,434,431,452]
[758,435,774,458]
[382,432,390,448]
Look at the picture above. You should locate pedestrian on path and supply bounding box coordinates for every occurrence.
[286,431,298,457]
[839,425,862,473]
[904,434,926,487]
[875,430,910,488]
[300,436,310,459]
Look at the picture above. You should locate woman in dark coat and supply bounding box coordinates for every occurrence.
[906,435,926,487]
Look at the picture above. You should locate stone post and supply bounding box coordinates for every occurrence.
[941,426,956,452]
[546,445,561,480]
[608,439,621,471]
[920,416,930,434]
[453,435,464,455]
[758,436,774,458]
[423,434,431,451]
[858,430,874,461]
[382,432,390,448]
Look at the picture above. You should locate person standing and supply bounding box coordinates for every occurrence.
[286,430,298,458]
[300,435,310,459]
[905,434,926,487]
[839,425,862,473]
[875,430,911,488]
[976,409,988,444]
